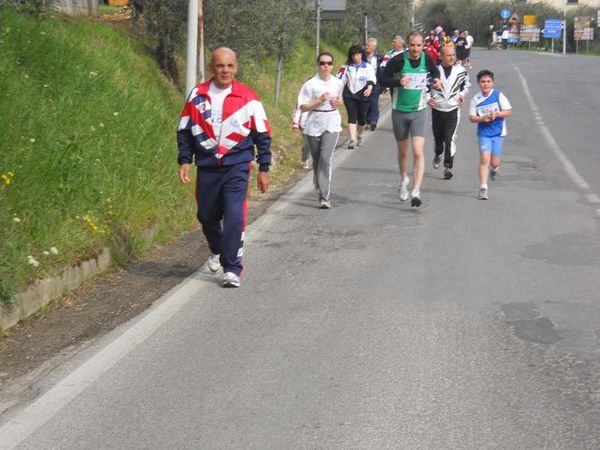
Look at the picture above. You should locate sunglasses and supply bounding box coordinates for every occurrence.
[318,61,333,66]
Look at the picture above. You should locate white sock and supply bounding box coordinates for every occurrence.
[480,184,488,189]
[411,189,420,197]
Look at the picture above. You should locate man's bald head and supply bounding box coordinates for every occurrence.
[210,47,238,89]
[440,44,456,68]
[211,47,237,63]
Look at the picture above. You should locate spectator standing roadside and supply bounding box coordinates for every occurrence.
[488,25,495,50]
[427,45,470,180]
[298,52,344,209]
[337,45,376,149]
[177,47,271,288]
[364,37,384,131]
[464,30,474,68]
[291,103,311,169]
[469,69,512,200]
[501,26,509,50]
[381,32,441,207]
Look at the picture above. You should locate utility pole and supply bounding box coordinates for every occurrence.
[185,0,204,95]
[316,0,321,59]
[364,12,368,45]
[198,0,204,83]
[185,0,199,96]
[563,1,567,55]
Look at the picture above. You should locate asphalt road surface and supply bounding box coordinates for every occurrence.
[1,48,599,449]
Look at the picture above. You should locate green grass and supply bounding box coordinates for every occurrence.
[0,10,346,308]
[0,10,189,306]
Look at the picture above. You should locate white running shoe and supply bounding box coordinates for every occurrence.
[319,198,331,209]
[301,159,311,170]
[222,272,240,288]
[207,252,221,272]
[479,187,489,200]
[433,155,441,169]
[398,177,410,201]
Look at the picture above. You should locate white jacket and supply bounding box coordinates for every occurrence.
[429,64,470,112]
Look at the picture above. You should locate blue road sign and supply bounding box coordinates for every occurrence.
[500,8,511,20]
[544,19,562,39]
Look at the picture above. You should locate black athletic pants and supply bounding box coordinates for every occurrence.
[431,108,459,169]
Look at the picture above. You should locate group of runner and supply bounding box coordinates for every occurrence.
[424,27,474,68]
[294,30,512,209]
[177,35,512,286]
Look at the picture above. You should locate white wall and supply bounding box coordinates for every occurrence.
[53,0,98,16]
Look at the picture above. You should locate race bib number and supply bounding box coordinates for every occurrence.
[477,102,500,117]
[404,73,427,90]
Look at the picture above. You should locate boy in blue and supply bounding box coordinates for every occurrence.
[469,70,512,200]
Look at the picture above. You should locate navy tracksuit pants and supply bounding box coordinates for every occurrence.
[196,162,250,276]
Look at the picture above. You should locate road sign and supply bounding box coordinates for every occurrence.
[500,8,511,20]
[543,19,562,39]
[520,25,540,42]
[574,16,594,41]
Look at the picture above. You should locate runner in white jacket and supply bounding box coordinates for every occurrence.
[427,45,470,180]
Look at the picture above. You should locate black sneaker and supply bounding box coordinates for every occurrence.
[444,168,453,179]
[433,155,441,169]
[347,140,355,149]
[489,166,499,181]
[410,190,422,207]
[369,122,377,131]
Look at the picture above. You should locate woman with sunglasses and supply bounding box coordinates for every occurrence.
[337,45,377,149]
[297,52,344,209]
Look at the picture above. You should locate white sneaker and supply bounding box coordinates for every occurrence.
[398,177,410,201]
[207,253,221,272]
[301,160,311,170]
[479,187,489,200]
[222,272,240,288]
[319,198,331,209]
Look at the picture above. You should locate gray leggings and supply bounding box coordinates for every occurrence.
[305,131,339,201]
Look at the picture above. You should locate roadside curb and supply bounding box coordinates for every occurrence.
[0,249,111,331]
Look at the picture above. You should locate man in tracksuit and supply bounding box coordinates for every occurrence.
[177,47,272,288]
[427,45,470,180]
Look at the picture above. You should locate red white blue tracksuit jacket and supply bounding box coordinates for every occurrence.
[177,79,272,172]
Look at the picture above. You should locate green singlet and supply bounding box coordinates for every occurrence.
[393,52,429,113]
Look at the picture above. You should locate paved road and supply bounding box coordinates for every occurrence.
[1,49,599,449]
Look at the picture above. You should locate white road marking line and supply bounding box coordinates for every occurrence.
[585,193,600,203]
[513,64,591,192]
[0,274,212,449]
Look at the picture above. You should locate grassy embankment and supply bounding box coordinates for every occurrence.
[0,10,345,307]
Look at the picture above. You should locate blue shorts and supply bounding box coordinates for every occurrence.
[478,136,504,157]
